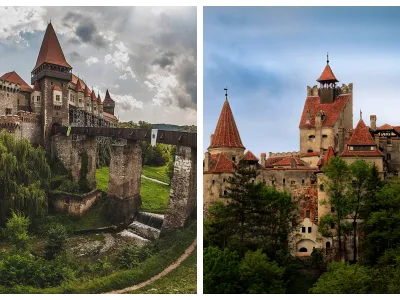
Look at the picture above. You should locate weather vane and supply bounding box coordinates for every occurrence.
[224,86,228,99]
[360,109,362,120]
[327,52,329,65]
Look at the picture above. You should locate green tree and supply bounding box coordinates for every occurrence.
[45,224,68,260]
[322,156,351,258]
[310,262,372,294]
[239,249,285,294]
[203,247,241,294]
[0,131,50,225]
[3,211,30,251]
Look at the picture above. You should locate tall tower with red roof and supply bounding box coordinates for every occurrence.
[299,56,353,166]
[31,22,72,147]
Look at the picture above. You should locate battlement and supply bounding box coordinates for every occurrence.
[17,110,40,124]
[0,80,21,93]
[307,83,353,97]
[268,151,300,158]
[0,115,21,127]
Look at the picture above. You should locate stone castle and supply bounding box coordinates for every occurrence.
[204,57,400,260]
[0,22,118,148]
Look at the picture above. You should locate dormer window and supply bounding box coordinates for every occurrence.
[232,156,236,162]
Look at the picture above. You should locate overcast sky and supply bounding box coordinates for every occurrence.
[0,6,196,125]
[204,6,400,156]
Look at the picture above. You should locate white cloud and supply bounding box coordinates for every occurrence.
[112,94,144,110]
[104,41,136,79]
[85,56,99,65]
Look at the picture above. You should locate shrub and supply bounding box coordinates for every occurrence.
[3,212,30,251]
[45,224,68,260]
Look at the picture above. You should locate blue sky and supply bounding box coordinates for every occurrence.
[204,6,400,156]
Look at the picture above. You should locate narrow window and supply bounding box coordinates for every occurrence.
[251,180,254,184]
[301,227,305,233]
[212,180,215,184]
[223,178,226,182]
[56,95,60,101]
[319,184,324,191]
[302,179,305,185]
[283,178,286,185]
[308,227,312,233]
[306,210,310,218]
[331,206,335,213]
[51,81,54,86]
[37,96,40,102]
[387,153,391,161]
[5,108,11,115]
[232,156,236,162]
[223,190,227,196]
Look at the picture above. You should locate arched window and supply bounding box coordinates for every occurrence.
[299,247,307,252]
[223,190,227,196]
[326,241,331,254]
[307,149,313,153]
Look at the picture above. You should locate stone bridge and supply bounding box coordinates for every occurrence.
[51,126,197,230]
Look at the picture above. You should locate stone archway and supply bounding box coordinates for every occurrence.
[296,239,317,256]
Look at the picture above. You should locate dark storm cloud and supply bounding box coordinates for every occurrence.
[152,51,176,69]
[173,58,197,108]
[63,12,107,47]
[68,51,84,62]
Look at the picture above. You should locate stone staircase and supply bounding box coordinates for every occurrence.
[117,212,164,247]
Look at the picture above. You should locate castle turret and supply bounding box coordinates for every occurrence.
[208,88,245,159]
[316,54,340,104]
[103,89,115,115]
[75,78,84,109]
[31,80,42,114]
[91,89,98,115]
[97,92,103,116]
[84,84,91,113]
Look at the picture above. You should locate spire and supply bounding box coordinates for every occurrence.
[91,89,97,101]
[75,77,83,93]
[208,97,245,149]
[317,54,338,83]
[84,84,91,97]
[97,92,102,105]
[103,89,115,103]
[33,22,71,71]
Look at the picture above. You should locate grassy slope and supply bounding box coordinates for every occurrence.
[142,165,170,184]
[128,249,197,294]
[0,222,196,294]
[96,166,170,214]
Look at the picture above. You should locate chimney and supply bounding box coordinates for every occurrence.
[306,109,310,124]
[204,152,210,171]
[315,112,322,128]
[210,134,214,146]
[370,115,377,131]
[312,85,319,96]
[260,153,266,168]
[290,156,295,168]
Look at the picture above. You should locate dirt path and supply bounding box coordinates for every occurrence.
[141,174,169,186]
[104,239,197,294]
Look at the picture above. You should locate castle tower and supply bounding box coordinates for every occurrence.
[103,89,115,115]
[30,80,42,114]
[84,85,91,113]
[91,89,98,116]
[75,78,84,110]
[316,54,339,104]
[97,92,103,116]
[31,22,72,146]
[207,90,245,161]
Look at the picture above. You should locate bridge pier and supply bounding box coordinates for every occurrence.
[108,139,142,224]
[51,135,97,189]
[162,146,197,230]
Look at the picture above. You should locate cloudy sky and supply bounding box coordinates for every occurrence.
[204,7,400,156]
[0,6,196,125]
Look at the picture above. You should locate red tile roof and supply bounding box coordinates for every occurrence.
[53,84,62,91]
[33,80,40,92]
[97,92,102,105]
[209,99,245,149]
[91,90,97,101]
[71,74,89,91]
[317,146,335,166]
[394,126,400,134]
[301,151,320,157]
[265,156,287,168]
[103,89,115,104]
[317,64,338,82]
[243,150,258,161]
[34,23,71,70]
[84,85,91,97]
[299,94,351,129]
[340,148,384,157]
[376,123,393,131]
[347,119,375,145]
[0,71,33,92]
[103,112,118,121]
[205,153,235,173]
[272,156,305,167]
[75,78,84,93]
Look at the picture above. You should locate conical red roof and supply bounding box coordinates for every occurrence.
[84,85,91,97]
[318,146,335,167]
[317,64,338,83]
[91,89,97,101]
[0,71,33,92]
[347,119,375,145]
[34,23,71,70]
[243,150,258,161]
[75,78,83,92]
[97,92,102,105]
[208,98,244,149]
[103,89,114,103]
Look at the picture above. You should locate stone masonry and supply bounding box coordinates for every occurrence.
[163,146,197,229]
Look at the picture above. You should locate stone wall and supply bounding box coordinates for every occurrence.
[0,88,18,116]
[108,139,142,224]
[163,146,197,229]
[50,189,103,217]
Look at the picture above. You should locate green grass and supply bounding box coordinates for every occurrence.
[0,222,197,294]
[142,165,170,184]
[96,167,170,214]
[128,249,197,294]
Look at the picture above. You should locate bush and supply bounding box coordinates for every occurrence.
[3,212,30,251]
[45,224,68,260]
[115,244,152,270]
